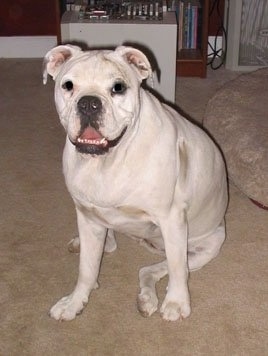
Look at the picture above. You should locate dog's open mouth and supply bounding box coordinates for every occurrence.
[74,126,127,155]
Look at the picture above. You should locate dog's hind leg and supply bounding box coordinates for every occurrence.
[188,222,226,271]
[137,260,168,317]
[67,229,117,254]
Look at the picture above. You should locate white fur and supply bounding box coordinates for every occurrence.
[44,45,228,322]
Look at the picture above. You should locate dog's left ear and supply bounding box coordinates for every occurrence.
[116,46,152,82]
[43,44,82,84]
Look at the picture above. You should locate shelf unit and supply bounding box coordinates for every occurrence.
[176,0,209,77]
[0,0,61,41]
[61,11,177,102]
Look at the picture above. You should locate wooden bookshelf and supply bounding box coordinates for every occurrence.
[0,0,61,43]
[176,0,209,77]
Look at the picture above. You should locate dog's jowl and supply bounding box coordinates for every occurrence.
[43,45,228,322]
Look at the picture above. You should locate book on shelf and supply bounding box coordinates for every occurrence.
[175,0,202,52]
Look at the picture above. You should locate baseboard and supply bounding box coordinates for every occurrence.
[0,36,57,58]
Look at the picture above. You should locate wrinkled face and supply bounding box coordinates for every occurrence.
[44,46,152,156]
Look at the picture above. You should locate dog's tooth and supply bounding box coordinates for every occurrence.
[77,137,108,145]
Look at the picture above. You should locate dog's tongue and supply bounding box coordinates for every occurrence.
[80,127,103,140]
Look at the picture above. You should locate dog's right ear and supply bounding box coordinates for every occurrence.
[42,44,82,85]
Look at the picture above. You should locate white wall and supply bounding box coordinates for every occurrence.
[0,36,57,58]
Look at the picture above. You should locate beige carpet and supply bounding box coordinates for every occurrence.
[0,59,267,356]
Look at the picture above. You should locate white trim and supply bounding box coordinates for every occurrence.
[0,36,57,58]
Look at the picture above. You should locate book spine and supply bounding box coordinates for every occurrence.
[191,5,198,49]
[197,4,203,49]
[183,2,188,49]
[178,1,184,51]
[187,3,192,49]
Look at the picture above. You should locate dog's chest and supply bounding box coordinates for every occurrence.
[91,205,161,241]
[67,169,139,210]
[64,147,159,209]
[64,159,154,223]
[93,205,148,224]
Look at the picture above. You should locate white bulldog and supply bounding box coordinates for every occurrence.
[43,45,228,322]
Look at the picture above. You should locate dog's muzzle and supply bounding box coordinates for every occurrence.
[72,95,127,155]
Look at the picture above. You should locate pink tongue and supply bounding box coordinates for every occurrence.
[80,127,103,140]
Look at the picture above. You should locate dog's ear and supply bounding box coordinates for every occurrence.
[42,44,82,84]
[116,46,152,82]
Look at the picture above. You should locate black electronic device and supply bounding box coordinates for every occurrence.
[78,1,164,21]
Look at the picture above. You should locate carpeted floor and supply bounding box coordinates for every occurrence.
[0,58,267,356]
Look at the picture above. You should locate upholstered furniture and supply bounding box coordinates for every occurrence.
[203,68,268,209]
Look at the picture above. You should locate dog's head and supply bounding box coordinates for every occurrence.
[43,45,152,155]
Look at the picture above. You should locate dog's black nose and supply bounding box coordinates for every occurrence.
[77,96,102,116]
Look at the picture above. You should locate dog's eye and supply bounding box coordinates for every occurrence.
[62,81,74,91]
[111,82,127,95]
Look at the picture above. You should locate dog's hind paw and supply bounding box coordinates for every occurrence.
[68,236,80,253]
[68,232,117,254]
[160,300,191,321]
[137,288,158,317]
[49,293,88,321]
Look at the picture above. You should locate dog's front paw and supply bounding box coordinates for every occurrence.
[137,288,158,317]
[160,299,191,321]
[49,293,88,321]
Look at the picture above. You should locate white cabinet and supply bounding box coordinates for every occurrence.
[61,11,177,103]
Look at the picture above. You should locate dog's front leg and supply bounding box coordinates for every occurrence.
[49,207,106,321]
[159,207,191,321]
